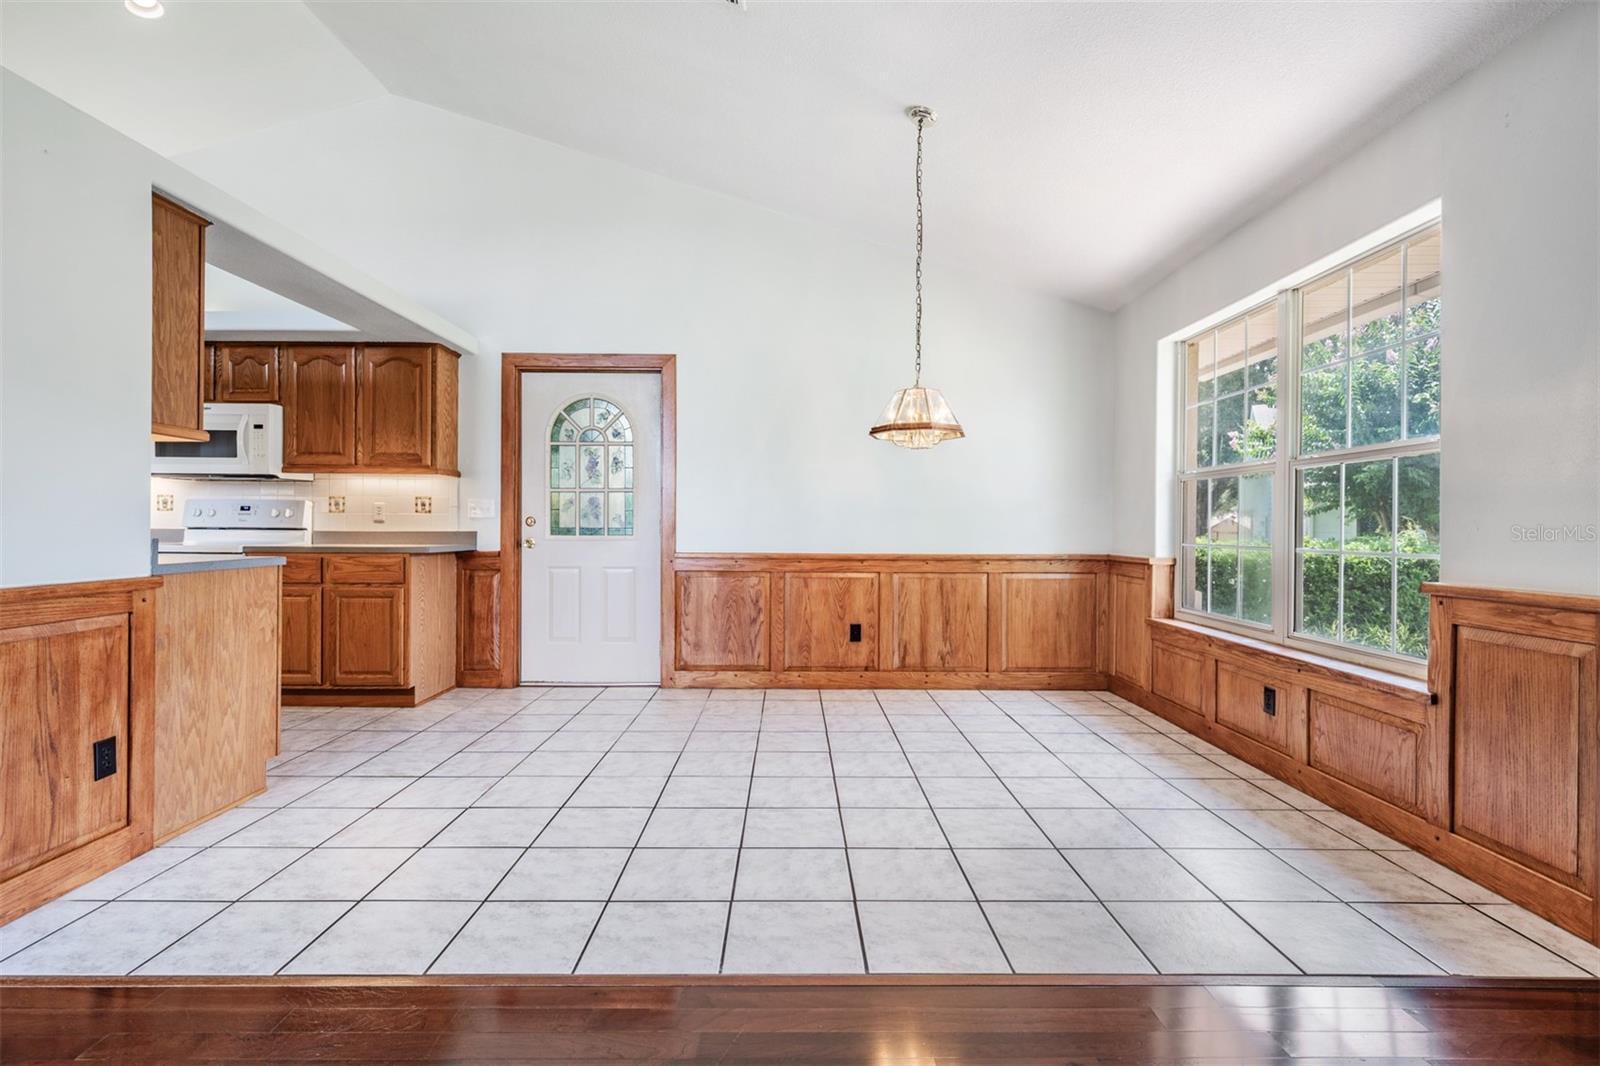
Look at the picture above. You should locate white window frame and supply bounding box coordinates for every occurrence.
[1173,218,1441,678]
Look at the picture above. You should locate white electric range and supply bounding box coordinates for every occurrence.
[158,498,314,561]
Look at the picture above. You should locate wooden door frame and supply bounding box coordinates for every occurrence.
[499,353,677,687]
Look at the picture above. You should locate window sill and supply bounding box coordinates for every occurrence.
[1150,617,1432,704]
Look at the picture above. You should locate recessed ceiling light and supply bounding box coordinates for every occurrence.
[125,0,164,19]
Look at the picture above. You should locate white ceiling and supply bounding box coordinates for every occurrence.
[2,0,1564,308]
[0,0,385,156]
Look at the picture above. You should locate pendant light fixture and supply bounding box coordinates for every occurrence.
[870,105,965,449]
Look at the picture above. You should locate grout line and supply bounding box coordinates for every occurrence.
[565,692,710,976]
[978,690,1165,976]
[12,688,1590,980]
[876,691,1017,975]
[717,695,763,973]
[821,694,870,975]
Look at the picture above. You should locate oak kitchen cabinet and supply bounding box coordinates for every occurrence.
[272,344,460,474]
[212,344,280,403]
[281,345,359,469]
[151,194,209,442]
[261,551,457,707]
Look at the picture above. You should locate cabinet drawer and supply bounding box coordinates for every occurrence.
[325,555,407,585]
[279,556,323,585]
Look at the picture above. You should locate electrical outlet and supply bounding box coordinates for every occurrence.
[414,495,433,515]
[1262,687,1277,717]
[154,493,175,513]
[372,499,387,523]
[327,495,346,514]
[92,737,117,780]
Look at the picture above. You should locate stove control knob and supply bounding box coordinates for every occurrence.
[269,508,281,518]
[206,508,217,517]
[191,507,202,518]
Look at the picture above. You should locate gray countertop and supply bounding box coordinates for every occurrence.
[152,530,478,557]
[156,556,287,575]
[151,542,287,576]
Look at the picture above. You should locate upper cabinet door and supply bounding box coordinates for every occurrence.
[215,345,280,403]
[282,346,357,469]
[358,346,433,469]
[151,195,209,442]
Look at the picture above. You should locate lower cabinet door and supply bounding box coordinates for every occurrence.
[324,586,407,687]
[280,585,323,687]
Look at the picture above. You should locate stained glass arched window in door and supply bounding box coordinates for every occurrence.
[549,396,634,536]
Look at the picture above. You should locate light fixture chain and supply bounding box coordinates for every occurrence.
[914,112,925,385]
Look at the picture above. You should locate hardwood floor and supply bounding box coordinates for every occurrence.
[1,977,1595,1063]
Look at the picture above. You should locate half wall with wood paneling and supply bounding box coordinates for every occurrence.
[0,578,159,924]
[1106,567,1600,948]
[667,555,1168,689]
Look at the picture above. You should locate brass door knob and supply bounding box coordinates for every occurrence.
[523,538,536,549]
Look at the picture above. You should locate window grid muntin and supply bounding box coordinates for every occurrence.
[548,394,636,538]
[1175,219,1441,666]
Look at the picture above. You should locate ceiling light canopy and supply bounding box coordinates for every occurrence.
[124,0,164,18]
[869,106,964,449]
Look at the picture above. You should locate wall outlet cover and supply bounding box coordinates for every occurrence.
[154,493,175,512]
[327,495,347,514]
[92,736,117,780]
[372,500,387,523]
[414,495,433,514]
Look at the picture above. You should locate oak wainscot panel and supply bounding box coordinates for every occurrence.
[667,555,1131,689]
[1112,574,1599,948]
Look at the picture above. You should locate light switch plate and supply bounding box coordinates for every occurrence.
[467,498,496,519]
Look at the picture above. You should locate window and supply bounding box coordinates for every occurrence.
[1177,222,1441,665]
[548,396,634,536]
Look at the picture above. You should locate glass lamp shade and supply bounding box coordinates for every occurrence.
[868,385,965,449]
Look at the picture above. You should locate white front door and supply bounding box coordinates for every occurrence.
[519,371,661,684]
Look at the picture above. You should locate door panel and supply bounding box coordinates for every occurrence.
[547,568,581,643]
[324,587,406,687]
[520,372,662,683]
[604,568,638,642]
[280,586,323,687]
[358,346,432,468]
[282,346,357,468]
[215,345,279,403]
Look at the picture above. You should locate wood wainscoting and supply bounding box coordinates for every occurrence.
[456,552,1171,690]
[0,578,160,925]
[665,555,1170,689]
[456,552,505,687]
[1105,567,1600,947]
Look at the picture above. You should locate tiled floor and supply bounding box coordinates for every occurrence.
[3,687,1597,977]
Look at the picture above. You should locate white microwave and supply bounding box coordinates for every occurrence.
[151,403,311,480]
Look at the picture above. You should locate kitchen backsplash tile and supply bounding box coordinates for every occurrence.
[152,474,461,531]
